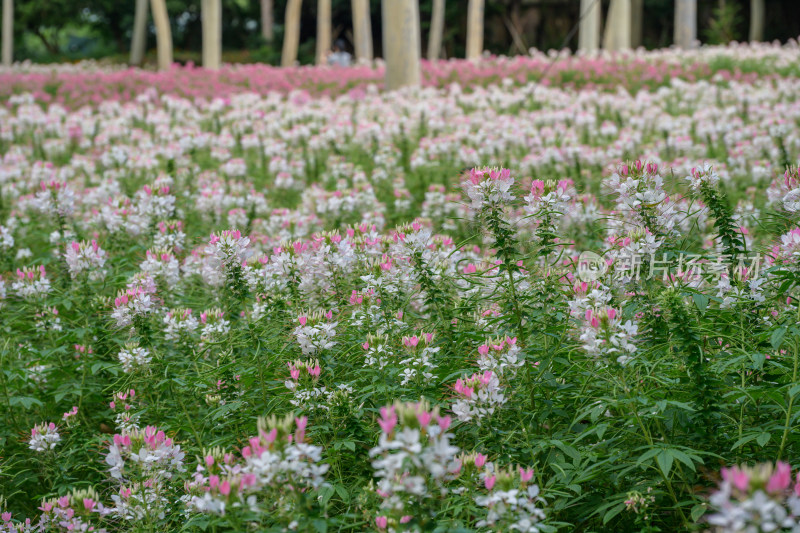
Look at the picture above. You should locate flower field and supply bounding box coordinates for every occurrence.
[2,41,800,532]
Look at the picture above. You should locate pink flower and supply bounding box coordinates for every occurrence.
[485,475,496,490]
[375,516,388,529]
[220,480,231,496]
[766,462,792,493]
[378,406,397,435]
[416,411,432,427]
[722,466,750,492]
[519,467,534,482]
[475,453,488,468]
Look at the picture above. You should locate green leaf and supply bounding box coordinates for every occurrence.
[750,352,766,370]
[551,440,581,462]
[9,396,43,409]
[602,503,626,525]
[771,326,787,349]
[692,293,709,314]
[343,440,356,452]
[312,518,327,533]
[789,384,800,399]
[670,449,700,471]
[636,448,660,465]
[656,450,674,478]
[756,432,771,447]
[691,503,707,522]
[730,433,759,450]
[334,484,350,503]
[319,485,334,507]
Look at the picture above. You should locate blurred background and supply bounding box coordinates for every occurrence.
[7,0,800,65]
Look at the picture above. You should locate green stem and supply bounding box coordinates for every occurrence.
[777,340,799,461]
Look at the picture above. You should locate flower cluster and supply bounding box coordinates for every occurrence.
[463,167,515,211]
[112,286,156,328]
[183,414,329,520]
[451,371,506,423]
[706,462,800,532]
[64,239,107,279]
[370,401,459,523]
[117,343,152,373]
[28,422,61,453]
[11,266,51,299]
[293,310,338,356]
[577,307,639,365]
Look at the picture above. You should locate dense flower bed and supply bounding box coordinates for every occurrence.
[1,40,800,108]
[1,42,800,531]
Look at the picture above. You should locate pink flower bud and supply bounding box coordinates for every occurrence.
[767,462,792,493]
[519,467,534,482]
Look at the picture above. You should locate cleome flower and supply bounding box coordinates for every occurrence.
[706,462,800,532]
[462,167,515,212]
[28,422,61,453]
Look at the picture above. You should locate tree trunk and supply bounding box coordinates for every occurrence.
[427,0,444,61]
[1,0,11,66]
[602,0,631,51]
[316,0,331,65]
[202,0,222,69]
[352,0,373,62]
[281,0,302,67]
[749,0,764,42]
[630,0,643,48]
[261,0,274,42]
[674,0,697,49]
[465,0,484,60]
[381,0,421,90]
[130,0,148,66]
[150,0,172,70]
[578,0,600,52]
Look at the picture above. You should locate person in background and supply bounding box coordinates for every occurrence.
[328,38,353,67]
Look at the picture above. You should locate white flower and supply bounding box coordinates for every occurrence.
[29,422,61,452]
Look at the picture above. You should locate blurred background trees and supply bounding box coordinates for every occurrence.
[2,0,799,65]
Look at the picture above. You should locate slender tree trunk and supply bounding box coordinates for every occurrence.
[281,0,302,67]
[261,0,274,42]
[602,0,631,51]
[202,0,222,69]
[150,0,172,70]
[630,0,643,48]
[427,0,444,61]
[352,0,373,62]
[1,0,11,67]
[749,0,764,42]
[578,0,600,52]
[381,0,421,90]
[316,0,331,65]
[674,0,697,49]
[130,0,148,65]
[465,0,484,60]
